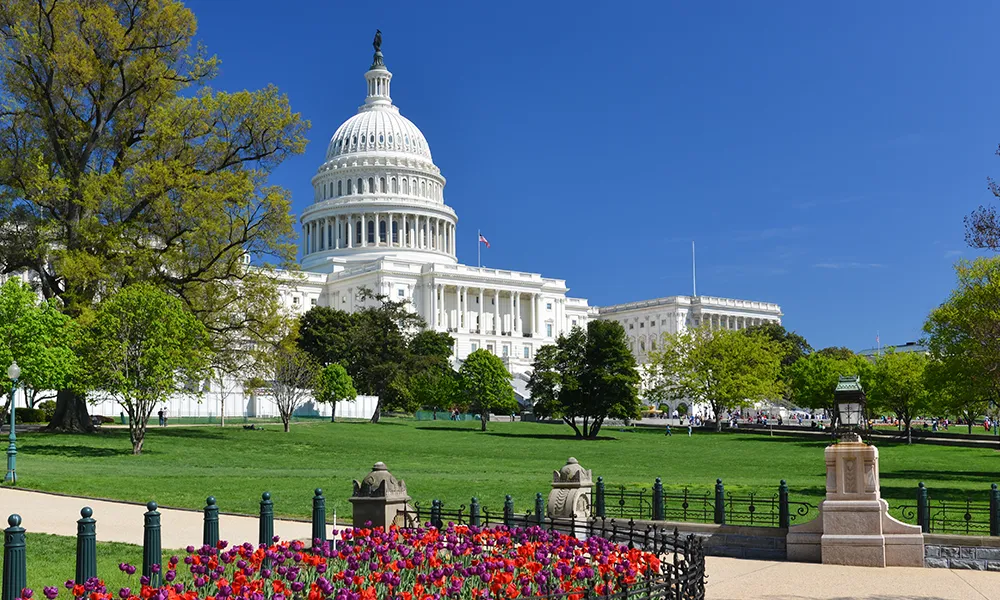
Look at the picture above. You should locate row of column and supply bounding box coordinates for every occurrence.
[428,284,553,337]
[302,213,455,256]
[702,314,774,330]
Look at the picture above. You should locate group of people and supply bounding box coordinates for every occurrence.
[156,408,169,427]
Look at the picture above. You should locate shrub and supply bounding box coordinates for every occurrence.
[15,408,46,423]
[38,400,56,421]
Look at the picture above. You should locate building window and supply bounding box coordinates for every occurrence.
[347,179,353,194]
[338,181,343,196]
[471,342,478,352]
[310,298,317,307]
[392,221,398,243]
[397,289,405,297]
[523,346,530,359]
[572,320,577,327]
[388,134,393,144]
[367,220,375,243]
[640,340,646,351]
[355,220,362,244]
[546,324,553,337]
[292,297,299,305]
[380,177,386,193]
[502,345,509,357]
[391,178,398,193]
[379,220,386,242]
[369,178,375,194]
[487,343,494,354]
[650,339,656,350]
[546,303,552,310]
[629,324,634,330]
[357,178,363,193]
[640,322,644,328]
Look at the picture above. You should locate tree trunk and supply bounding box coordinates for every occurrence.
[283,419,290,433]
[370,399,381,423]
[904,417,912,445]
[480,412,487,432]
[590,418,604,439]
[46,389,94,433]
[563,417,582,438]
[713,403,723,432]
[582,416,589,438]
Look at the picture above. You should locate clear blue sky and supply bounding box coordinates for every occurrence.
[187,0,997,352]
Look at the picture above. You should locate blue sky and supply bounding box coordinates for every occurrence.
[187,0,997,351]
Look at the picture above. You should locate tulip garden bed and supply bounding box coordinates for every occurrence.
[6,525,698,600]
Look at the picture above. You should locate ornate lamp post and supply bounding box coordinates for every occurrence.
[833,375,866,443]
[5,361,20,484]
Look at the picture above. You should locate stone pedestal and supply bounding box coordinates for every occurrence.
[349,462,415,530]
[787,438,923,567]
[547,457,592,519]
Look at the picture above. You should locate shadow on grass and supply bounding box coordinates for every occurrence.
[19,444,132,458]
[413,425,618,441]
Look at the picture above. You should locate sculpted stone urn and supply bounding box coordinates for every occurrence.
[349,462,415,530]
[547,457,592,520]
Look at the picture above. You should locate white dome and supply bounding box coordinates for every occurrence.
[326,108,432,162]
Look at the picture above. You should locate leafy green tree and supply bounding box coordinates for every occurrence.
[459,349,516,432]
[787,351,869,416]
[743,322,812,368]
[816,346,856,361]
[528,329,586,436]
[649,328,784,431]
[924,257,1000,426]
[0,0,308,432]
[924,358,988,434]
[298,307,356,368]
[83,284,210,454]
[314,363,357,422]
[867,350,929,445]
[410,368,461,414]
[409,330,455,362]
[0,279,80,409]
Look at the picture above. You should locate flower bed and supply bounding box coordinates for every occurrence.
[24,525,669,600]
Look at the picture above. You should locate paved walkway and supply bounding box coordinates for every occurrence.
[1,489,996,598]
[0,488,334,549]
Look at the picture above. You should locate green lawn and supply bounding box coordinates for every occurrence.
[6,418,997,526]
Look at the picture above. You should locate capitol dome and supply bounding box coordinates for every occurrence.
[300,37,457,272]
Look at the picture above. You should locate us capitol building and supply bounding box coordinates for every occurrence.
[278,39,783,382]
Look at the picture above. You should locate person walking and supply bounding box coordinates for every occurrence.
[664,424,672,436]
[687,423,692,436]
[157,409,164,427]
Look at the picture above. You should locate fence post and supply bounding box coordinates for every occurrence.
[203,497,219,549]
[469,497,480,527]
[778,480,790,529]
[653,478,664,521]
[713,479,725,525]
[259,492,274,546]
[596,476,606,518]
[142,502,162,587]
[76,507,97,583]
[503,495,514,527]
[535,492,544,525]
[917,482,929,533]
[2,515,25,600]
[430,499,442,529]
[991,483,1000,537]
[312,489,326,547]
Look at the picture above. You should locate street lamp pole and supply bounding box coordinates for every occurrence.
[5,361,20,484]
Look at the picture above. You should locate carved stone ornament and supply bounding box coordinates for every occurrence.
[352,462,409,499]
[552,457,593,486]
[548,458,592,519]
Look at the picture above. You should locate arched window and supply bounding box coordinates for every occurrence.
[338,180,343,196]
[347,179,353,194]
[352,135,357,146]
[357,178,363,194]
[380,177,386,193]
[355,220,362,244]
[650,339,657,351]
[420,180,426,197]
[640,339,646,352]
[392,221,398,243]
[379,220,386,243]
[369,134,374,144]
[367,220,375,244]
[323,183,327,199]
[402,179,409,195]
[391,178,398,193]
[368,178,375,194]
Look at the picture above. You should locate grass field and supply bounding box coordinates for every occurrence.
[6,419,998,525]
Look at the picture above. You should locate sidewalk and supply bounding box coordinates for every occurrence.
[706,555,999,599]
[0,487,334,549]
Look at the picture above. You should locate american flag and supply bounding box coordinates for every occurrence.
[478,233,490,248]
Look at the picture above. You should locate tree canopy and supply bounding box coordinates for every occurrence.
[314,363,357,422]
[786,351,869,416]
[459,349,516,432]
[0,0,307,431]
[649,328,784,431]
[867,350,929,445]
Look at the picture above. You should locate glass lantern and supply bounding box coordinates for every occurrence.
[833,375,866,442]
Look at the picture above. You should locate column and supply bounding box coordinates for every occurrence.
[361,214,367,247]
[513,293,520,335]
[430,281,437,328]
[530,294,536,335]
[478,288,484,334]
[461,286,469,331]
[401,214,406,248]
[493,289,500,334]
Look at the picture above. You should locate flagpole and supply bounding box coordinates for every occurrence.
[692,241,697,298]
[477,229,481,268]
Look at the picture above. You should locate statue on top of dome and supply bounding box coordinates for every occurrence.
[373,30,382,53]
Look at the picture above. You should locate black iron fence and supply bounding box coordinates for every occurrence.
[889,482,1000,536]
[594,477,818,528]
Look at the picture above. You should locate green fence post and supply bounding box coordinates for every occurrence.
[778,480,790,529]
[2,515,26,600]
[469,498,480,527]
[76,507,97,583]
[312,489,326,547]
[713,479,725,525]
[595,476,606,518]
[203,497,219,549]
[535,492,544,525]
[503,495,514,527]
[142,501,162,587]
[259,492,274,546]
[430,499,442,529]
[991,483,1000,537]
[917,482,929,533]
[653,478,665,521]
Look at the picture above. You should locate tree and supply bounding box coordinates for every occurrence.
[924,358,988,434]
[743,322,812,368]
[867,351,929,445]
[83,284,210,454]
[315,363,357,422]
[964,146,1000,250]
[528,328,587,437]
[459,349,516,432]
[264,346,318,433]
[0,0,308,432]
[923,257,1000,428]
[298,307,356,368]
[0,279,79,409]
[649,328,784,431]
[816,346,856,361]
[409,330,455,362]
[787,351,869,417]
[410,368,461,414]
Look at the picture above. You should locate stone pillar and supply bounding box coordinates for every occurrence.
[461,287,469,331]
[478,289,484,334]
[787,437,923,567]
[349,462,415,530]
[513,293,520,335]
[547,457,592,520]
[493,289,500,335]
